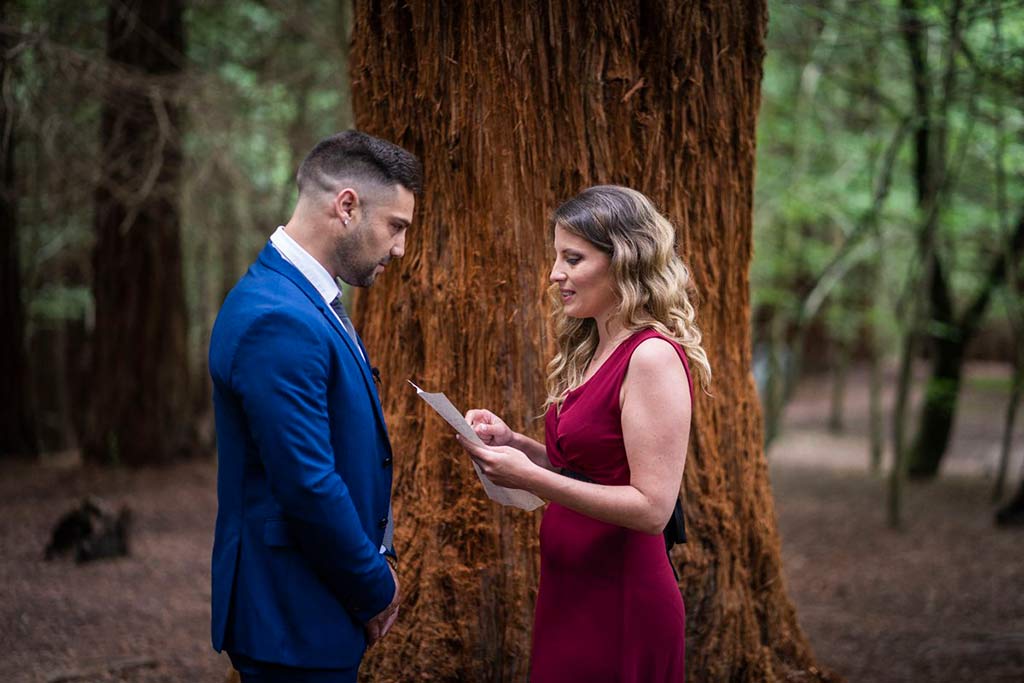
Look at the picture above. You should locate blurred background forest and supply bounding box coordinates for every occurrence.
[1,0,1023,682]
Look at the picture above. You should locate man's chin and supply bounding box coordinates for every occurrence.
[362,264,389,286]
[340,267,379,288]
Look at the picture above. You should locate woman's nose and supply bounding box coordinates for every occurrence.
[549,265,565,283]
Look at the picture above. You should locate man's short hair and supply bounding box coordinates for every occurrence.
[296,130,423,197]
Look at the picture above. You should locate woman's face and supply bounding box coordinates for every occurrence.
[550,224,619,321]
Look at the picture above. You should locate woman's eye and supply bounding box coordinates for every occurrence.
[565,257,580,265]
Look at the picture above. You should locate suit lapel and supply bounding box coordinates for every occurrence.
[257,243,389,435]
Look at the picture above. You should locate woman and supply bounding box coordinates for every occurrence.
[457,185,712,682]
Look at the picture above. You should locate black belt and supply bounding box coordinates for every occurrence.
[559,468,687,550]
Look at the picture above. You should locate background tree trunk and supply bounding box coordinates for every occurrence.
[0,0,38,458]
[908,214,1024,478]
[828,337,849,434]
[351,1,827,680]
[82,0,193,465]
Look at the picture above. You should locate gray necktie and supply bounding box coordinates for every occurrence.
[329,295,364,360]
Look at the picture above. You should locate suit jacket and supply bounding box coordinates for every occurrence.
[209,242,395,669]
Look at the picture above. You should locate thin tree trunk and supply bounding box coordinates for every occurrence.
[993,351,1023,502]
[351,2,829,681]
[889,314,918,529]
[868,342,884,473]
[82,0,193,465]
[829,337,849,434]
[0,3,38,458]
[865,213,885,475]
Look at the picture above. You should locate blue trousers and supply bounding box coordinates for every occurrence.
[229,652,358,683]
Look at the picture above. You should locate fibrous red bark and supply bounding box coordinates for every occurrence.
[351,2,833,680]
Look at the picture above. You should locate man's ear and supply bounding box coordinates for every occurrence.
[333,187,359,226]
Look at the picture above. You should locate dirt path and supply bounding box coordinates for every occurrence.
[1,362,1021,682]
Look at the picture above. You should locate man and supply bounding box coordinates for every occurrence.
[209,131,421,682]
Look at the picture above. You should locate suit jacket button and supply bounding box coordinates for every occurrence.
[382,456,393,468]
[378,516,388,529]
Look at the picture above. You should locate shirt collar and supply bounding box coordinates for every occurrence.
[269,226,340,305]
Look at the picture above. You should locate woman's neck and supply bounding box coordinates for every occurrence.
[594,311,629,352]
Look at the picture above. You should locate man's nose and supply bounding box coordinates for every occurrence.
[391,233,406,258]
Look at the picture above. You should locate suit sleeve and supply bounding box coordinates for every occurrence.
[231,310,395,623]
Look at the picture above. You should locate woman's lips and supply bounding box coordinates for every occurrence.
[560,289,575,302]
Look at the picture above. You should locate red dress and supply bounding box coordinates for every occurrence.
[531,329,690,683]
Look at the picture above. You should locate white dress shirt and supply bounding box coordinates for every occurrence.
[269,226,365,361]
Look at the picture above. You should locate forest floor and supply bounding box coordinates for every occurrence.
[770,361,1024,683]
[1,362,1022,683]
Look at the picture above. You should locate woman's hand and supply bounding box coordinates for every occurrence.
[464,409,514,447]
[456,435,537,490]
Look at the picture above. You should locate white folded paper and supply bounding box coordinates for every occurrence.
[408,381,544,511]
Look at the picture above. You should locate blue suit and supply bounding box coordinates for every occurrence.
[209,242,395,671]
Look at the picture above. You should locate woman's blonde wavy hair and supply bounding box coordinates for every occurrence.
[545,185,712,408]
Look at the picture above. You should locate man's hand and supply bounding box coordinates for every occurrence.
[365,563,400,647]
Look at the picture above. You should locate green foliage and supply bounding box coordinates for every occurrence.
[754,0,1024,365]
[7,1,358,386]
[7,0,1022,454]
[177,0,355,369]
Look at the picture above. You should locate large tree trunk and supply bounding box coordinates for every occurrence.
[82,0,193,465]
[0,1,38,458]
[350,2,828,681]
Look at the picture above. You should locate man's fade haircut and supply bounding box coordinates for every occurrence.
[296,130,423,199]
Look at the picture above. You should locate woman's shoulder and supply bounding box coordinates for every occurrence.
[625,327,683,354]
[624,329,692,391]
[627,332,683,368]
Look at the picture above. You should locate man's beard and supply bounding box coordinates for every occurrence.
[341,259,378,288]
[335,236,381,287]
[354,264,379,287]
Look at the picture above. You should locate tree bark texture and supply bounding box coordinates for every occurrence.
[83,0,193,465]
[0,1,38,458]
[351,1,828,681]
